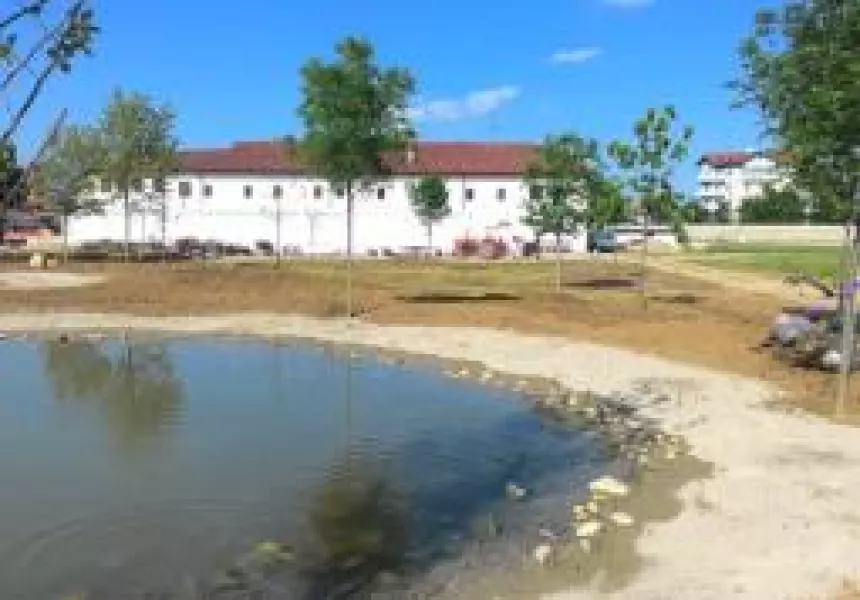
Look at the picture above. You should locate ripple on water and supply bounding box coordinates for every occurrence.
[0,496,276,595]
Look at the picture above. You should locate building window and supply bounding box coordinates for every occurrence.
[243,185,253,199]
[377,187,386,200]
[153,178,166,194]
[178,181,192,199]
[496,188,506,201]
[529,185,543,200]
[313,185,323,200]
[100,179,112,194]
[203,184,213,198]
[336,187,344,199]
[465,188,475,201]
[273,185,283,200]
[131,178,143,193]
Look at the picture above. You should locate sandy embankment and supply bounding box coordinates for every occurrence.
[1,312,859,600]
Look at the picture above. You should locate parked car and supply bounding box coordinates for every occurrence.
[587,228,623,253]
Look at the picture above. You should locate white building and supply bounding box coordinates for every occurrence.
[696,150,790,221]
[67,140,590,254]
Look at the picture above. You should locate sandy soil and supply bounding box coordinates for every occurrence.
[1,312,859,600]
[0,271,104,289]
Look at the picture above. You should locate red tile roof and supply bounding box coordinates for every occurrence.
[178,140,538,176]
[698,149,789,168]
[697,151,757,168]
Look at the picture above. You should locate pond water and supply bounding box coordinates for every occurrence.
[0,337,611,599]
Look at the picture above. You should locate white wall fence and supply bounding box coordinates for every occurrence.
[687,224,845,246]
[67,208,588,254]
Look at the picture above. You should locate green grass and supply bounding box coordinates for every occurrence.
[690,243,844,279]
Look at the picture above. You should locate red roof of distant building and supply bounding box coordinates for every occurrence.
[698,149,789,168]
[178,140,538,176]
[697,151,757,167]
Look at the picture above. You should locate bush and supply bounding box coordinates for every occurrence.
[478,236,508,259]
[453,237,480,257]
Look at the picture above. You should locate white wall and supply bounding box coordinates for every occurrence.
[687,224,843,246]
[68,173,588,254]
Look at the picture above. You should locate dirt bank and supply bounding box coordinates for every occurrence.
[0,312,858,599]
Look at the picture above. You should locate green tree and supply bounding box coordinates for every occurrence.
[523,133,604,292]
[32,124,106,261]
[588,176,629,230]
[740,185,807,223]
[410,175,450,252]
[0,141,27,243]
[298,36,415,317]
[731,0,860,221]
[608,106,694,304]
[0,1,97,143]
[94,89,178,260]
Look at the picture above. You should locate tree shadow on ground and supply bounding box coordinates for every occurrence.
[396,290,521,304]
[563,277,639,290]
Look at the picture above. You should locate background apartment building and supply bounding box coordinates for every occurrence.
[696,150,789,222]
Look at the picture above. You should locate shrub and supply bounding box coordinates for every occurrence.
[453,237,480,257]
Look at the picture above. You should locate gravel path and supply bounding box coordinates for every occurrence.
[0,312,857,600]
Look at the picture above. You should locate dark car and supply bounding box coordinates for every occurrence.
[587,229,621,253]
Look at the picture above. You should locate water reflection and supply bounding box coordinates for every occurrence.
[303,454,411,599]
[41,338,184,449]
[0,338,610,599]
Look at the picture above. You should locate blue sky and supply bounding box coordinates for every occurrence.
[15,0,770,190]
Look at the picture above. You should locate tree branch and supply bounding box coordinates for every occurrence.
[0,14,65,94]
[0,1,49,33]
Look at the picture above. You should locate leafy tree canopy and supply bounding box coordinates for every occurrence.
[740,185,808,222]
[732,0,860,215]
[1,1,97,144]
[32,123,104,214]
[96,88,178,194]
[608,105,694,234]
[523,133,604,237]
[0,140,26,210]
[410,175,450,222]
[297,36,415,190]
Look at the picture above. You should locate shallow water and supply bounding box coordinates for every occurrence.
[0,337,609,599]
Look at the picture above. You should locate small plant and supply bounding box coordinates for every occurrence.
[478,236,508,259]
[453,236,480,257]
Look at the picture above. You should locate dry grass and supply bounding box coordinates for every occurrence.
[0,256,857,419]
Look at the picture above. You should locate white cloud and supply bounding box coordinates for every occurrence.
[604,0,654,7]
[408,86,521,122]
[550,47,602,64]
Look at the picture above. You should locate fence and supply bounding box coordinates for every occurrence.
[686,224,845,246]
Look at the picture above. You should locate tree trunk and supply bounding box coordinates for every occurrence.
[123,188,131,262]
[426,222,433,258]
[345,182,354,318]
[62,211,69,264]
[837,247,856,417]
[641,213,649,310]
[275,195,282,268]
[161,198,167,263]
[555,232,562,293]
[0,15,65,95]
[1,62,56,145]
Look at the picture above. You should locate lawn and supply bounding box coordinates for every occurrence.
[689,243,844,280]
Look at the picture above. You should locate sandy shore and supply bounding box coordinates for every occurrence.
[1,312,859,600]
